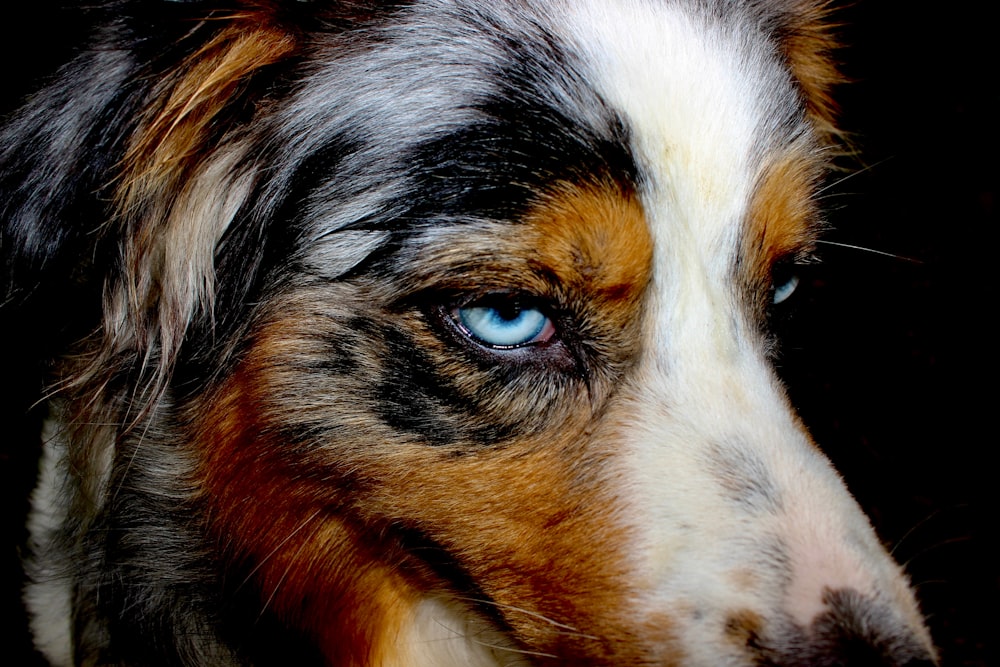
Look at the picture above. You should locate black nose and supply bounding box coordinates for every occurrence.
[754,588,937,667]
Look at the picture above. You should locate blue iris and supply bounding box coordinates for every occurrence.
[772,273,800,304]
[457,303,550,348]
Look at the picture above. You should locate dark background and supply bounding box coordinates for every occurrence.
[1,2,995,665]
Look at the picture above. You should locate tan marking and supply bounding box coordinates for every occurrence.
[97,11,296,419]
[400,181,652,321]
[744,148,824,310]
[120,18,295,214]
[526,181,653,319]
[724,609,764,646]
[194,347,648,661]
[392,182,651,322]
[751,152,821,258]
[189,360,422,666]
[729,567,761,593]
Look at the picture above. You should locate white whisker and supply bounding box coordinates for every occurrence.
[450,595,598,639]
[816,240,922,263]
[816,156,894,196]
[427,617,558,660]
[237,508,324,592]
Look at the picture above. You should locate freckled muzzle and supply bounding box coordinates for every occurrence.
[595,336,936,666]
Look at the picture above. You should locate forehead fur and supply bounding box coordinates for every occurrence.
[264,0,833,290]
[82,0,839,426]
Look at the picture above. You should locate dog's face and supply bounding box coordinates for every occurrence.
[7,1,935,665]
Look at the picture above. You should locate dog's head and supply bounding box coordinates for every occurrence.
[5,1,935,665]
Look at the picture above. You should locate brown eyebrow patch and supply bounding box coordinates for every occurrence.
[725,608,765,647]
[525,181,653,319]
[742,148,825,313]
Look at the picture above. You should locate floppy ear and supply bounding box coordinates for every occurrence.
[112,5,297,378]
[1,2,299,436]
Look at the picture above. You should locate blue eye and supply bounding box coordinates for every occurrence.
[454,300,555,349]
[772,273,799,304]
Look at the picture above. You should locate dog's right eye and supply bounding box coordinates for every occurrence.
[451,297,556,349]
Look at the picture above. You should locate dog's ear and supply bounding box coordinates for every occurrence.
[113,6,298,376]
[1,3,301,423]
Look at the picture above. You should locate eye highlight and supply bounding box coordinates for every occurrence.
[452,297,555,349]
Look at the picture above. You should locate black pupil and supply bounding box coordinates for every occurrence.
[492,301,523,321]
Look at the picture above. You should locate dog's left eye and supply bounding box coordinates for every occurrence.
[771,259,802,305]
[452,297,555,349]
[772,273,800,304]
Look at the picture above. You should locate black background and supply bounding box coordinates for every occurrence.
[1,2,995,665]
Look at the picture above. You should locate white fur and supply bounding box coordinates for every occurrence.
[557,0,933,659]
[391,598,530,667]
[24,416,74,667]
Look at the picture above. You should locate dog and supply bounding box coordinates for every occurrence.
[1,1,937,665]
